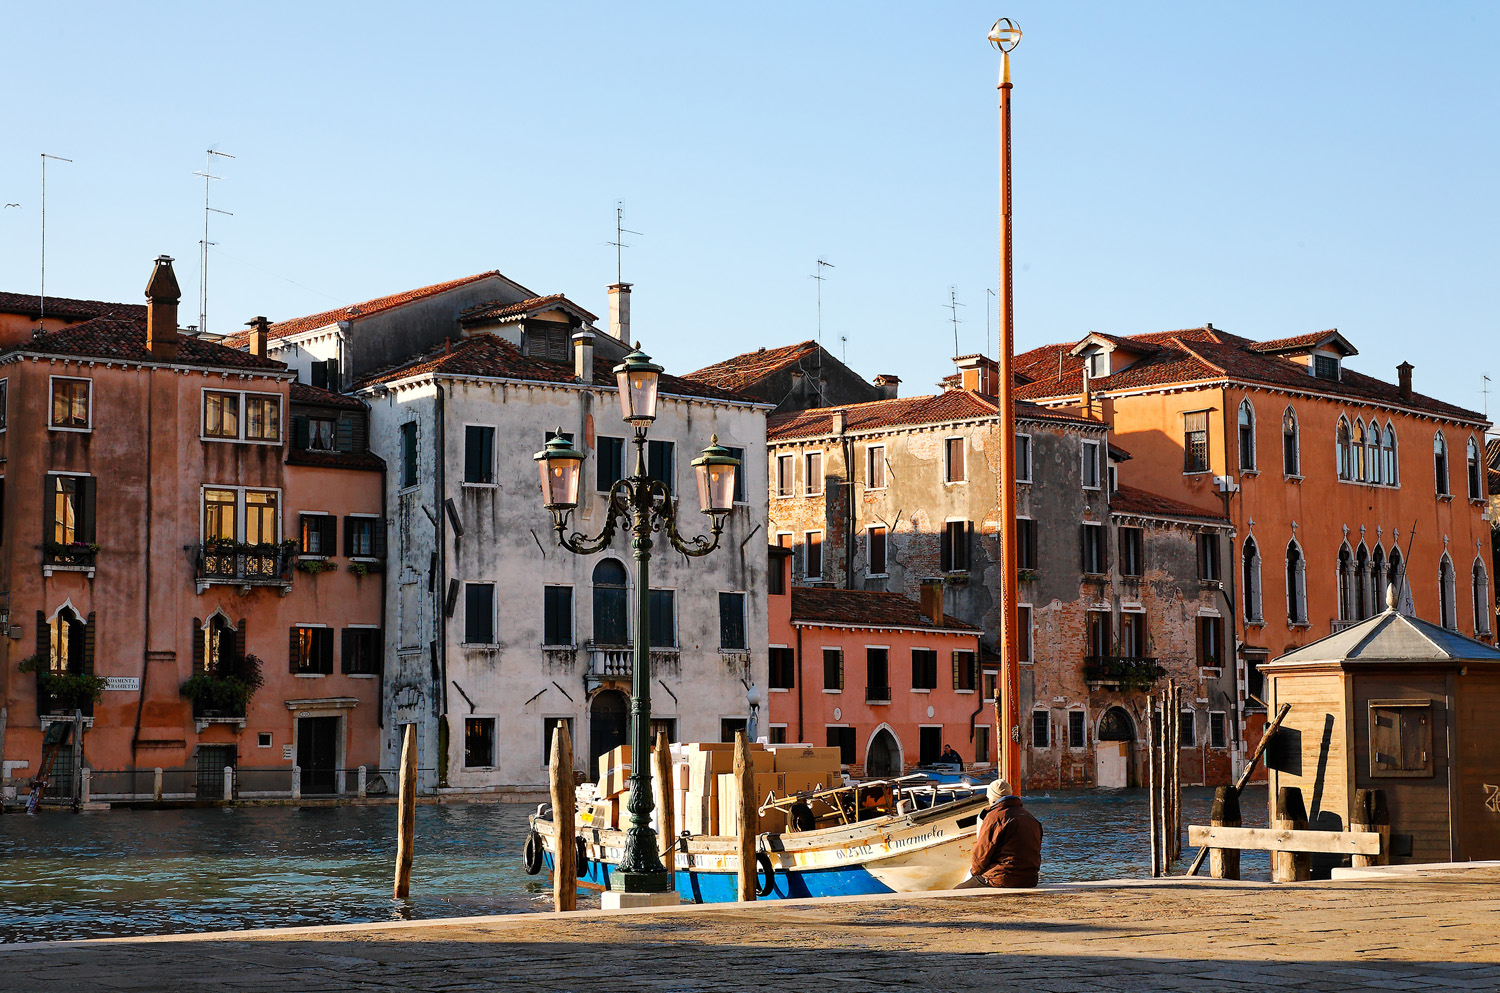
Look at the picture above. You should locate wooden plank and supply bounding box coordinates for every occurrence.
[1188,824,1381,855]
[1185,702,1292,877]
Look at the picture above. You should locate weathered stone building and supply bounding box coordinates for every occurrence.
[688,340,896,415]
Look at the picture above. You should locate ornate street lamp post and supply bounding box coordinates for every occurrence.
[534,344,740,897]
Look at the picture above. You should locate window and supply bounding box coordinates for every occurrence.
[50,377,91,430]
[1439,555,1457,630]
[648,439,675,494]
[648,589,676,648]
[290,626,334,675]
[464,583,496,644]
[867,445,887,489]
[1209,712,1228,749]
[1353,420,1368,481]
[1314,354,1339,380]
[307,416,336,452]
[1179,710,1196,748]
[804,530,823,580]
[464,717,496,768]
[299,514,336,556]
[341,628,381,675]
[945,437,966,483]
[1119,611,1145,657]
[1068,711,1086,749]
[543,586,573,646]
[1197,615,1224,666]
[1081,522,1107,574]
[1016,518,1037,571]
[1474,560,1492,636]
[941,520,971,573]
[1337,418,1354,481]
[464,426,495,484]
[1118,527,1143,577]
[1468,438,1483,500]
[827,726,857,766]
[47,475,96,549]
[258,732,273,748]
[344,516,385,558]
[1237,401,1255,471]
[725,446,745,503]
[804,451,823,495]
[1016,434,1032,482]
[400,422,418,488]
[1355,544,1371,620]
[593,559,628,644]
[203,488,238,540]
[1081,440,1100,489]
[868,525,887,575]
[542,717,573,766]
[1183,411,1209,473]
[597,436,625,491]
[953,650,977,692]
[918,726,942,765]
[823,648,844,690]
[1366,422,1382,484]
[1017,605,1032,663]
[721,718,748,743]
[1243,538,1263,622]
[244,491,278,544]
[769,647,795,689]
[309,358,340,391]
[1032,711,1050,748]
[1368,700,1433,777]
[769,725,787,745]
[1383,423,1398,485]
[204,391,240,438]
[866,648,890,701]
[1086,350,1107,378]
[1282,407,1299,475]
[0,378,7,430]
[769,552,788,596]
[776,454,795,497]
[651,718,677,744]
[244,394,281,441]
[1197,533,1220,582]
[1086,610,1110,659]
[1287,542,1308,624]
[718,591,746,650]
[1434,432,1449,495]
[911,648,937,690]
[982,669,997,700]
[974,725,990,764]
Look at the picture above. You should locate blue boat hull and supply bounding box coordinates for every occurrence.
[542,851,893,903]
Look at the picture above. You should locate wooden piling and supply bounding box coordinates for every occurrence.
[1271,786,1310,883]
[654,730,675,878]
[1147,701,1159,877]
[394,724,417,899]
[1164,687,1175,865]
[1170,683,1182,863]
[734,731,758,901]
[1351,788,1390,868]
[549,722,576,911]
[1208,786,1241,880]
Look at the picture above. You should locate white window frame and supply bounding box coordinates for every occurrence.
[1017,602,1034,664]
[200,387,283,445]
[462,581,499,647]
[1473,558,1492,636]
[1081,439,1101,490]
[1237,400,1256,472]
[1067,708,1088,750]
[291,621,330,678]
[1031,709,1051,749]
[462,714,499,769]
[804,530,824,581]
[943,436,966,484]
[867,524,888,578]
[542,583,575,648]
[199,484,284,545]
[866,444,887,490]
[462,422,499,488]
[1208,710,1228,749]
[1015,432,1032,483]
[345,512,382,561]
[768,644,791,694]
[775,452,796,498]
[48,375,93,433]
[804,450,824,496]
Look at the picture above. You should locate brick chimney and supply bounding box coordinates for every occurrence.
[1398,361,1413,400]
[572,330,595,384]
[874,374,900,400]
[144,255,181,360]
[608,282,631,343]
[955,355,999,395]
[920,578,945,626]
[831,409,847,435]
[245,316,270,357]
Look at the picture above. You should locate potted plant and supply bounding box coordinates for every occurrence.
[297,558,337,574]
[17,653,106,711]
[180,653,265,718]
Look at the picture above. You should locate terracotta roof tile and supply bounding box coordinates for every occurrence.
[11,316,285,371]
[460,293,597,324]
[0,291,145,323]
[224,272,508,345]
[290,381,365,409]
[1248,330,1342,353]
[767,390,1100,441]
[286,448,385,471]
[687,341,821,393]
[1110,484,1229,524]
[791,586,980,632]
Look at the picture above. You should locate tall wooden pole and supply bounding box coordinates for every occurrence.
[1146,702,1158,877]
[394,723,417,899]
[654,729,676,878]
[734,731,758,902]
[550,722,577,911]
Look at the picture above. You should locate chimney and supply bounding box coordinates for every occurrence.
[572,330,595,384]
[954,355,999,395]
[920,579,945,627]
[1398,361,1413,399]
[246,316,270,357]
[830,409,847,435]
[608,282,632,343]
[874,374,900,400]
[144,255,181,360]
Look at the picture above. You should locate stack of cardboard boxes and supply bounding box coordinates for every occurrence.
[714,744,843,836]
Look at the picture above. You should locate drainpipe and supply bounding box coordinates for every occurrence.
[1219,398,1244,777]
[435,380,450,717]
[130,367,155,765]
[843,435,856,589]
[377,455,388,730]
[795,622,805,743]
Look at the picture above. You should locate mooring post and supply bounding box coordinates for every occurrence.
[654,729,676,879]
[1147,700,1159,877]
[153,767,163,803]
[1171,683,1183,862]
[1272,786,1310,882]
[291,765,302,801]
[223,765,233,802]
[80,767,90,806]
[1164,686,1175,864]
[1208,785,1241,880]
[1351,788,1390,868]
[734,731,758,901]
[357,765,367,799]
[394,724,417,899]
[549,722,576,912]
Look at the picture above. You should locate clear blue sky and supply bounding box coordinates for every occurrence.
[3,2,1497,416]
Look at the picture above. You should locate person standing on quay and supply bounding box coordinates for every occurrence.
[959,780,1043,888]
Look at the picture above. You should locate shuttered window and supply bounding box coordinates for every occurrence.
[952,650,977,691]
[299,514,336,556]
[1183,410,1209,473]
[823,648,843,690]
[1369,699,1434,778]
[941,520,972,573]
[290,626,333,675]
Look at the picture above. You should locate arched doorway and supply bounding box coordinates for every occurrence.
[865,727,902,777]
[1095,707,1135,788]
[589,689,629,777]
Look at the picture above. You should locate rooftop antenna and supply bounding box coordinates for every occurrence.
[946,287,966,356]
[986,288,997,360]
[606,201,643,285]
[194,149,235,336]
[1484,374,1491,421]
[811,258,834,347]
[39,153,73,328]
[840,334,848,365]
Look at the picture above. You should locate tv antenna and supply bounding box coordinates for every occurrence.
[1484,374,1491,421]
[194,149,235,336]
[840,334,848,364]
[811,258,834,347]
[986,288,997,359]
[606,202,643,285]
[39,153,73,328]
[946,287,966,356]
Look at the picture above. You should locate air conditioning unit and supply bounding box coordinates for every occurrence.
[1213,475,1240,493]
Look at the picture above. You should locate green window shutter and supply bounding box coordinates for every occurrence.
[192,618,205,675]
[343,517,355,558]
[838,651,845,690]
[341,629,353,675]
[235,618,248,669]
[42,476,54,545]
[289,626,301,673]
[321,516,337,555]
[373,519,388,559]
[83,612,96,675]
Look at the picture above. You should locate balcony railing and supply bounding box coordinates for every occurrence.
[44,542,99,569]
[1084,655,1164,688]
[587,646,633,680]
[865,684,892,704]
[194,542,295,591]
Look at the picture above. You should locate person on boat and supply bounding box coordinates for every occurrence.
[959,779,1042,888]
[939,744,963,766]
[856,785,888,821]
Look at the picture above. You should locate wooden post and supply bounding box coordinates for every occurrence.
[1146,700,1159,877]
[1170,683,1182,862]
[1163,688,1174,865]
[1351,788,1390,868]
[394,724,418,899]
[1208,786,1241,880]
[549,722,576,911]
[80,767,91,806]
[654,730,675,878]
[1272,786,1310,882]
[734,731,758,901]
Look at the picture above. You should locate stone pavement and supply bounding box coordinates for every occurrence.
[8,866,1500,992]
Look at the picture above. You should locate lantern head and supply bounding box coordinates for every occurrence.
[691,434,740,516]
[613,344,663,425]
[533,431,587,511]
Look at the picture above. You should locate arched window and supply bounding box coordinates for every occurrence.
[1439,554,1457,629]
[1337,543,1354,622]
[1355,544,1371,620]
[1467,437,1483,500]
[1286,542,1308,625]
[592,558,629,645]
[1366,423,1382,485]
[49,606,87,674]
[1383,423,1398,485]
[1372,545,1386,607]
[1435,432,1450,496]
[1238,401,1256,471]
[1353,421,1367,482]
[1473,558,1492,636]
[1337,418,1353,481]
[1242,538,1262,622]
[204,614,237,675]
[1282,407,1299,475]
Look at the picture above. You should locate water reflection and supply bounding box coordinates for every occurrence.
[0,786,1266,943]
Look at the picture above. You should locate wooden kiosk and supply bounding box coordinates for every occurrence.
[1261,592,1500,864]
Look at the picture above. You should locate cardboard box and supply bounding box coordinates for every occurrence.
[768,746,842,774]
[597,744,632,784]
[717,772,790,835]
[688,749,735,796]
[782,771,838,795]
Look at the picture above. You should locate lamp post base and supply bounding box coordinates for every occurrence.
[601,887,681,911]
[607,869,674,894]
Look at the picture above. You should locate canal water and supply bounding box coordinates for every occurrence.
[0,786,1267,944]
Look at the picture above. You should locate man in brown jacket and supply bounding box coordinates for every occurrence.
[961,779,1043,888]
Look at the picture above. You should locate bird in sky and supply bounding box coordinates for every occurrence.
[3,204,19,209]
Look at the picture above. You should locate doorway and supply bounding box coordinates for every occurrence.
[866,727,902,777]
[297,716,340,795]
[1095,707,1135,788]
[589,690,629,777]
